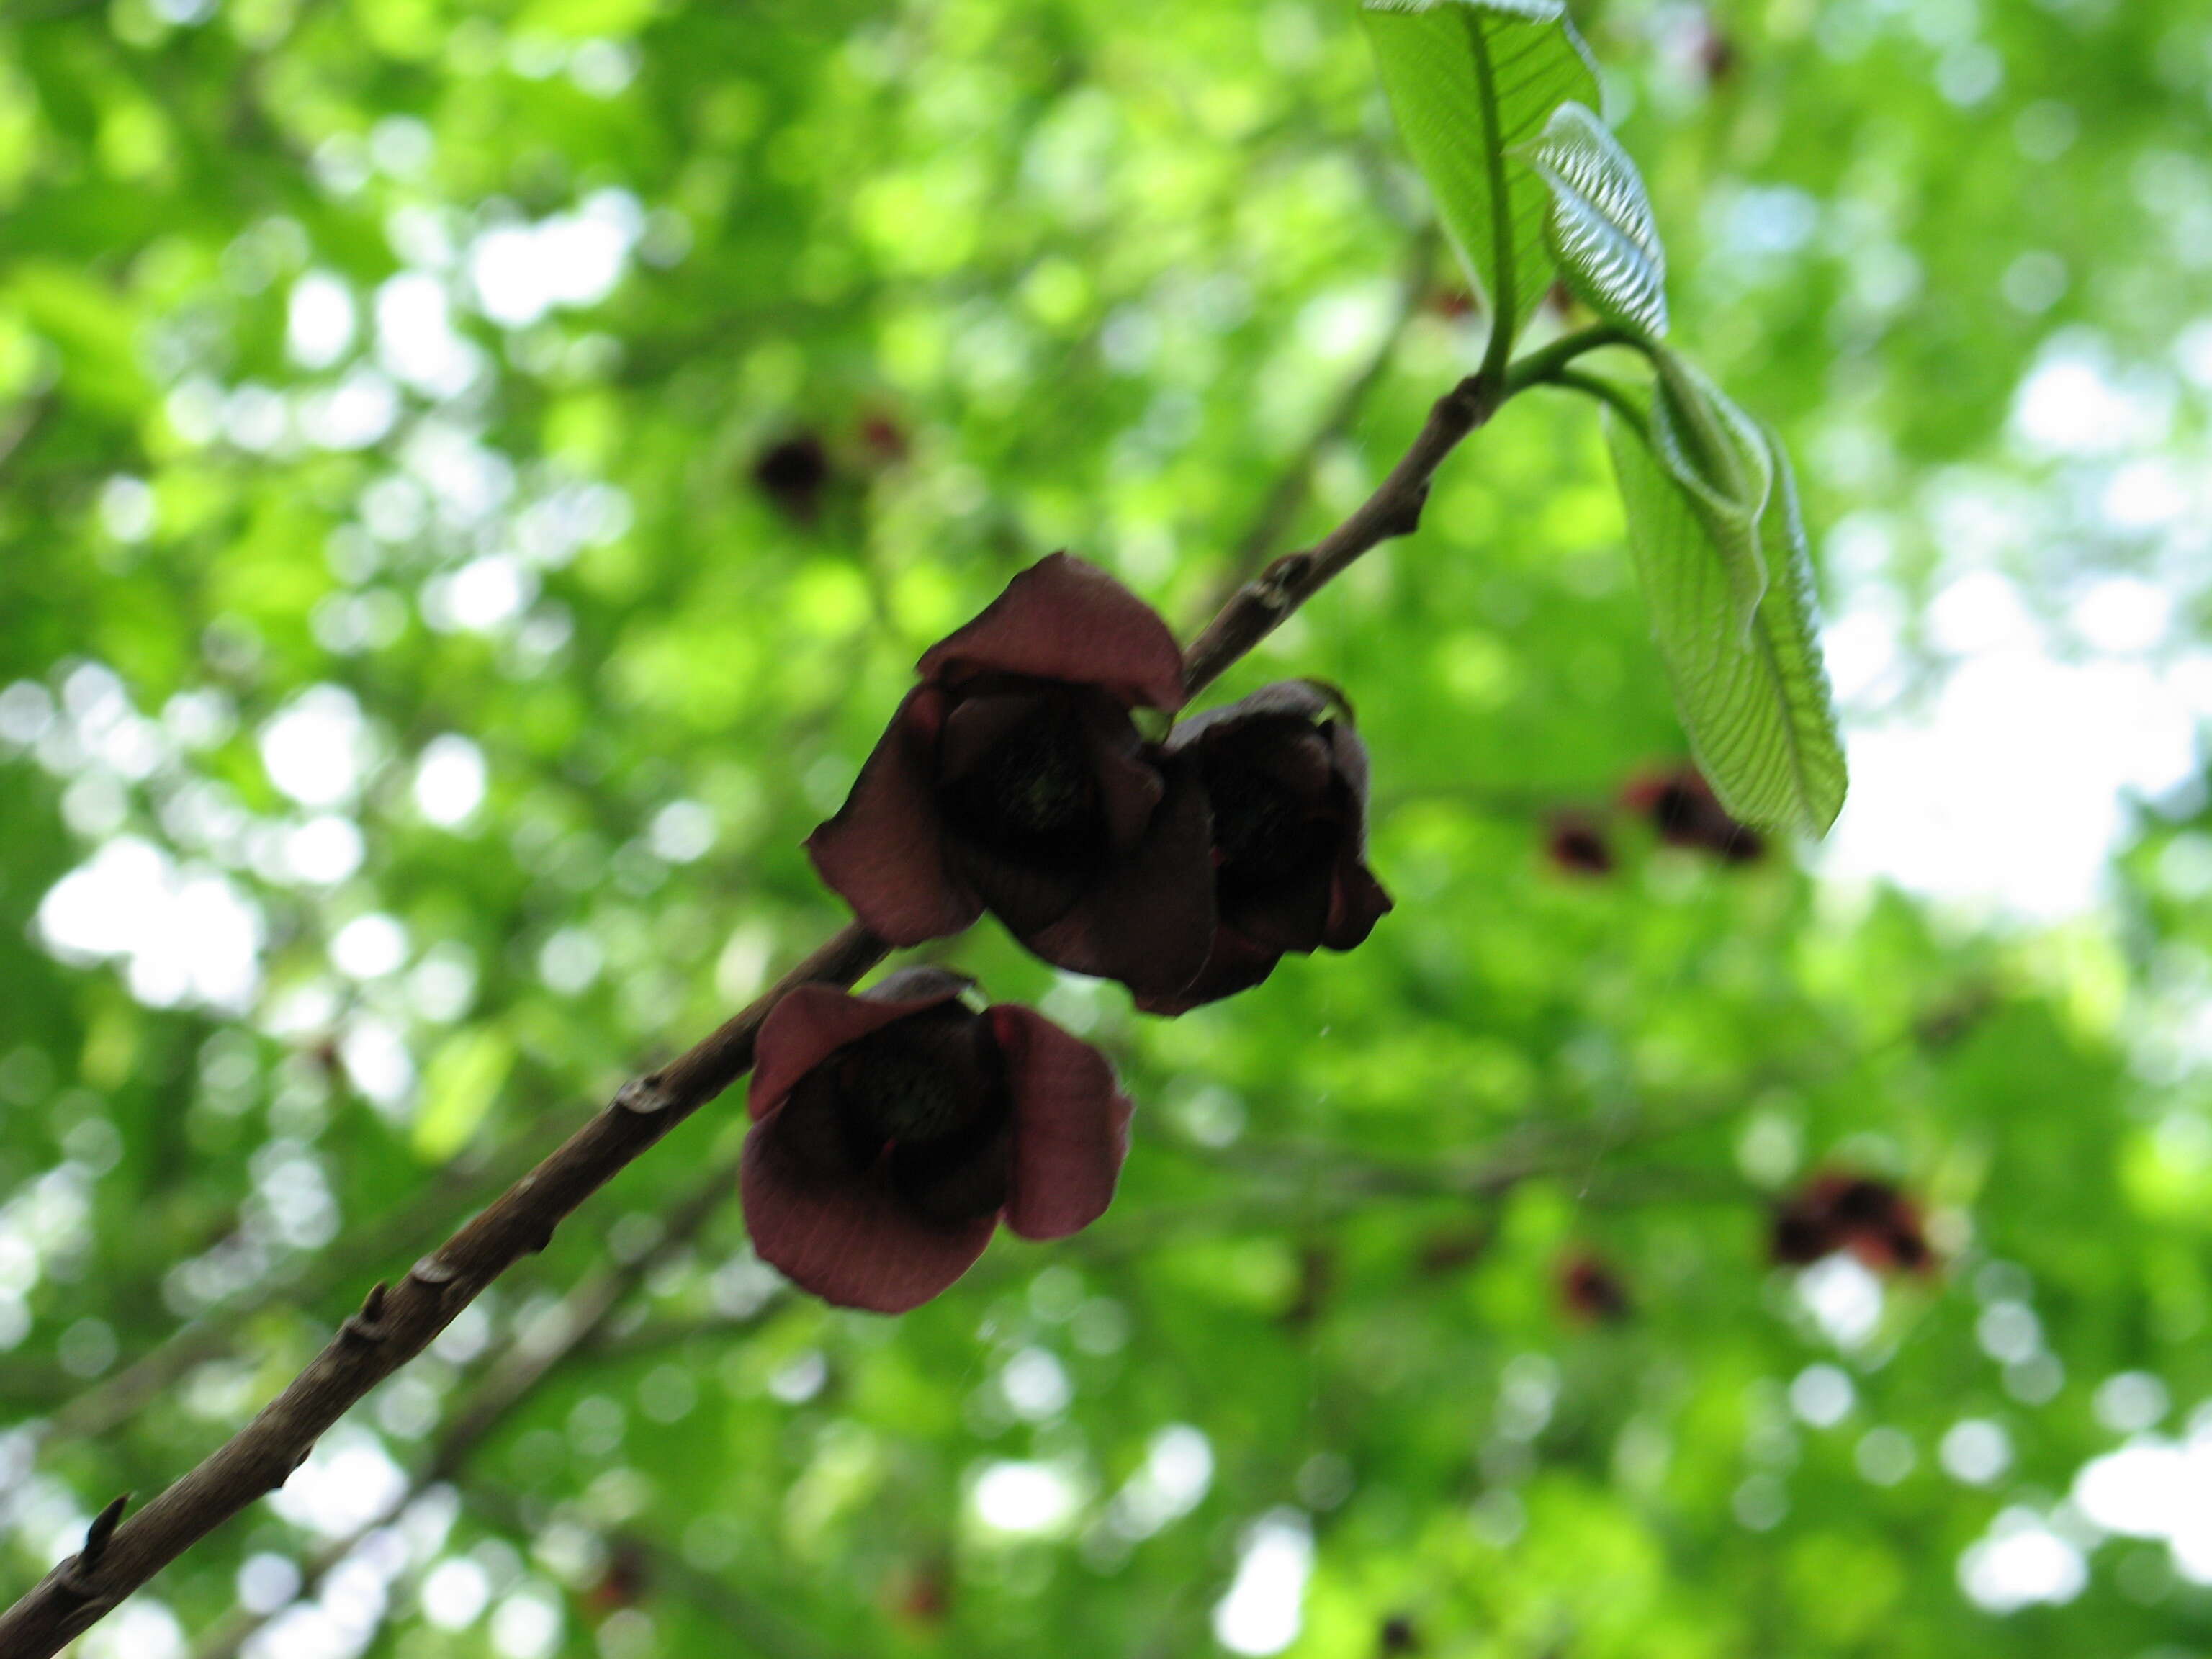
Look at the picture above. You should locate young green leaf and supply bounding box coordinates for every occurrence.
[1649,350,1773,637]
[1363,0,1601,351]
[1519,101,1668,340]
[1605,398,1848,836]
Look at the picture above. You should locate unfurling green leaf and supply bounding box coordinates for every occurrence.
[1519,101,1668,340]
[1363,0,1601,350]
[1649,350,1774,637]
[1606,396,1848,836]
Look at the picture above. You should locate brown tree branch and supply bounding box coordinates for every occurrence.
[1196,229,1439,621]
[1,308,1638,1658]
[0,922,886,1658]
[186,1159,747,1659]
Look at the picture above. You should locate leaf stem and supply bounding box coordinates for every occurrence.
[1500,322,1635,397]
[1544,366,1650,439]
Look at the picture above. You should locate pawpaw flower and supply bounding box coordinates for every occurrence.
[740,966,1133,1313]
[1545,812,1614,876]
[808,553,1215,999]
[752,431,832,521]
[1771,1172,1934,1277]
[1621,764,1764,863]
[1559,1251,1632,1323]
[1136,680,1391,1013]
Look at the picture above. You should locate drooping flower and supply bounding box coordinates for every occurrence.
[1545,812,1614,876]
[1770,1172,1934,1276]
[1621,764,1764,863]
[808,554,1215,999]
[1558,1250,1632,1323]
[740,966,1133,1313]
[752,431,833,521]
[1136,680,1392,1013]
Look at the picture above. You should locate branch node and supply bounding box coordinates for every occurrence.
[1379,482,1430,539]
[524,1224,557,1255]
[615,1077,673,1115]
[1255,550,1313,611]
[408,1256,458,1288]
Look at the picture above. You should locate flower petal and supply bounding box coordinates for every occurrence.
[1165,678,1334,750]
[1019,755,1216,997]
[920,553,1187,711]
[991,1004,1133,1240]
[806,687,983,946]
[1226,865,1335,953]
[1133,927,1285,1015]
[742,1123,996,1313]
[1323,857,1393,950]
[747,977,968,1123]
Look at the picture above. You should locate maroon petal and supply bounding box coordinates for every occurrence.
[1323,857,1393,950]
[741,1124,996,1313]
[1133,927,1285,1015]
[1324,714,1375,831]
[1226,867,1335,954]
[747,977,968,1123]
[1166,679,1334,750]
[919,554,1187,711]
[1075,692,1166,847]
[1020,756,1216,997]
[945,836,1089,937]
[990,1005,1133,1240]
[806,687,983,946]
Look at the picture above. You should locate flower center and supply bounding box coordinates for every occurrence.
[855,1051,971,1143]
[943,701,1102,860]
[840,1005,1001,1149]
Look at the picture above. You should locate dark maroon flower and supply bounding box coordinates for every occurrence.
[807,554,1215,999]
[1545,813,1614,876]
[741,966,1133,1313]
[1135,680,1391,1013]
[1769,1172,1935,1277]
[752,431,833,521]
[1622,764,1763,863]
[1558,1251,1632,1323]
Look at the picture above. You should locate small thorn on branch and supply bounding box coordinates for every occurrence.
[340,1281,390,1344]
[58,1492,131,1598]
[81,1493,129,1567]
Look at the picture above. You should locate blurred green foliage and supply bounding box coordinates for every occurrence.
[2,0,2211,1655]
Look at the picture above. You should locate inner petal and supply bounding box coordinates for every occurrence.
[1205,747,1337,891]
[890,1116,1014,1223]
